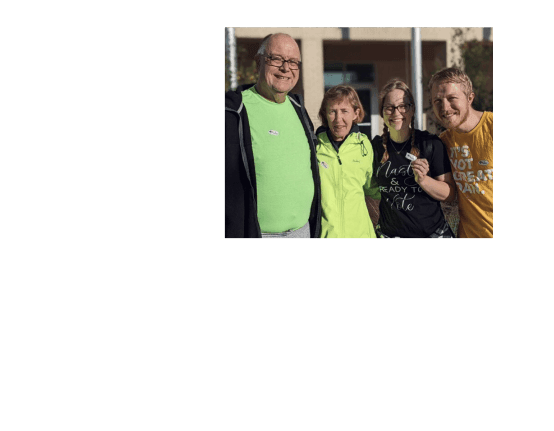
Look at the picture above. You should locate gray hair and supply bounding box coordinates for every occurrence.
[256,34,273,56]
[255,33,300,59]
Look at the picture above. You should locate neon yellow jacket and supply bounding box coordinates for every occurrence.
[316,127,380,238]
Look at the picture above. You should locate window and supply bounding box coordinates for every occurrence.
[324,62,376,137]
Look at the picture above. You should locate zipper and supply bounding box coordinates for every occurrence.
[335,146,344,236]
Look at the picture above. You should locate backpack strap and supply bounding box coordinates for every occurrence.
[418,130,434,160]
[370,135,384,175]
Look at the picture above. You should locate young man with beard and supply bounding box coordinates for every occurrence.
[225,33,321,238]
[429,67,493,238]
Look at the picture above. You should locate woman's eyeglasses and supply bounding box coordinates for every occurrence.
[383,104,413,115]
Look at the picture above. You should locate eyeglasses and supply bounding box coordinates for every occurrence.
[383,104,413,115]
[264,55,301,70]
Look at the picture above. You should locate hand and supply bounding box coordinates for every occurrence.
[411,158,429,184]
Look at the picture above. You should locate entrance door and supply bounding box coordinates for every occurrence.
[324,63,378,139]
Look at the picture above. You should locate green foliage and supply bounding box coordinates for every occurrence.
[225,44,258,92]
[225,50,230,91]
[425,28,493,134]
[450,28,493,113]
[462,40,493,112]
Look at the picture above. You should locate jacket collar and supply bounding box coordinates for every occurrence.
[316,124,361,142]
[225,84,255,111]
[226,83,302,110]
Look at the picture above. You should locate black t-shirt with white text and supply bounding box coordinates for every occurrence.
[372,130,451,238]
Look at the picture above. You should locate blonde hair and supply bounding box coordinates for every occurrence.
[378,79,418,164]
[428,67,474,100]
[318,85,365,128]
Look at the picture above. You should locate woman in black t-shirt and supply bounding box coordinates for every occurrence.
[371,79,456,238]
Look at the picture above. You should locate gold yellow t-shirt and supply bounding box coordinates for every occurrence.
[440,112,493,238]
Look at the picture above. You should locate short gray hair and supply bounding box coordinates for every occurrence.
[256,34,273,56]
[255,33,300,58]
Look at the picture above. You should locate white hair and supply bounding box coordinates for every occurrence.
[256,34,273,56]
[255,33,300,59]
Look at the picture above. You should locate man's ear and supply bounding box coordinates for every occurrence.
[468,92,475,105]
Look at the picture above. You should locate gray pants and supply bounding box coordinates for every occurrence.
[261,222,310,238]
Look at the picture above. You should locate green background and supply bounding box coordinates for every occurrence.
[0,2,552,431]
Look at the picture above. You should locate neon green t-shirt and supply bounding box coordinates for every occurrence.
[241,86,314,233]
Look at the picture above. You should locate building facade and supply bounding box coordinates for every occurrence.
[228,27,493,138]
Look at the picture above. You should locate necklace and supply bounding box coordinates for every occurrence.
[390,138,410,154]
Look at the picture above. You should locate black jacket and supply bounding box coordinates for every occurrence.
[225,84,322,238]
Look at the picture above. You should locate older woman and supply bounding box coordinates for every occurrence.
[315,85,380,238]
[371,79,456,238]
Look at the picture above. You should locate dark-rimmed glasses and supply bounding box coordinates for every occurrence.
[383,104,413,115]
[264,55,301,70]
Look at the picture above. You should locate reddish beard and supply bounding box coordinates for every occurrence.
[442,108,470,130]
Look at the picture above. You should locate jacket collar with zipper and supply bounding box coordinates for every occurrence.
[316,123,360,143]
[316,124,370,159]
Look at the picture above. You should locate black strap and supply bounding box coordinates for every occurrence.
[419,139,433,160]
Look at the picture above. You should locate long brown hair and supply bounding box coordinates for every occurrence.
[318,85,365,128]
[378,79,418,164]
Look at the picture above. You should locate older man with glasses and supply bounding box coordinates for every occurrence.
[225,33,321,238]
